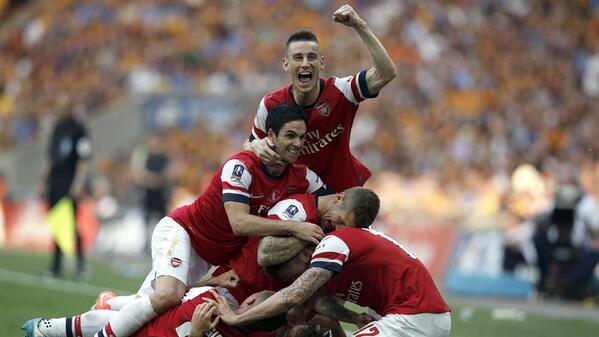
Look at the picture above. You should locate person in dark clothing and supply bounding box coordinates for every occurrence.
[132,134,170,251]
[44,103,92,279]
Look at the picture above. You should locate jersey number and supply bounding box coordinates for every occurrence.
[364,228,417,259]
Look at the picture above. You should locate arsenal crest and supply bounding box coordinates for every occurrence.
[316,100,330,117]
[170,257,182,268]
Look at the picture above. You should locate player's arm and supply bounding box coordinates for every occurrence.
[311,294,375,328]
[257,236,308,266]
[334,4,397,95]
[186,269,240,290]
[225,201,324,245]
[211,267,333,326]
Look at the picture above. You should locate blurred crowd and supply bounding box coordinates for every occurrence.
[1,0,599,228]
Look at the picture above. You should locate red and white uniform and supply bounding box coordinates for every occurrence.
[266,193,319,224]
[311,227,449,315]
[169,150,324,266]
[251,72,377,191]
[133,287,259,337]
[214,193,320,304]
[311,228,451,337]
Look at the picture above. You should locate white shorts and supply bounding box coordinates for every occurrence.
[137,217,212,296]
[352,312,451,337]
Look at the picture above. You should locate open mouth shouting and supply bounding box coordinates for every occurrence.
[297,71,313,87]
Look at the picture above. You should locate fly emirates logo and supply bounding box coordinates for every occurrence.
[336,280,363,304]
[300,124,344,155]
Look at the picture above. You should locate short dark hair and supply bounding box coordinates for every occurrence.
[286,30,319,55]
[266,103,308,136]
[342,188,380,228]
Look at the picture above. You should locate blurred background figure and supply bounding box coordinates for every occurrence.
[533,179,599,299]
[42,97,92,279]
[130,133,171,252]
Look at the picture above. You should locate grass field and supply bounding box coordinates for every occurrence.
[2,248,599,337]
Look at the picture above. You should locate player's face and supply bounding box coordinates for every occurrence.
[283,41,325,95]
[320,193,356,232]
[269,120,307,164]
[320,207,355,232]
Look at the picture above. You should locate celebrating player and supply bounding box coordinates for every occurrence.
[211,228,452,337]
[247,4,397,191]
[210,187,381,307]
[22,287,322,337]
[90,103,329,337]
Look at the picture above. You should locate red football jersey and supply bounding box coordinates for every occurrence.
[310,228,450,315]
[169,151,324,266]
[133,287,246,337]
[251,72,377,191]
[215,193,320,303]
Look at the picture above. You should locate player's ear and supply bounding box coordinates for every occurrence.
[282,57,290,72]
[320,55,325,71]
[335,192,344,204]
[267,128,276,141]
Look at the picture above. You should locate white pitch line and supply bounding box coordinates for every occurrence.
[0,268,131,296]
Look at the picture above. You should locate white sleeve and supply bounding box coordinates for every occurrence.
[310,235,350,273]
[252,97,268,139]
[221,159,253,201]
[306,169,325,193]
[267,198,308,222]
[334,75,359,105]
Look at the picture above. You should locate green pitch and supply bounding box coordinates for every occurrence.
[2,248,598,337]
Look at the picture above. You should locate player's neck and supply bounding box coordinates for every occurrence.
[292,87,319,107]
[263,162,287,177]
[318,194,335,214]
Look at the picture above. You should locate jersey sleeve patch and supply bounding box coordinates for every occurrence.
[267,198,307,222]
[310,235,350,273]
[221,159,252,204]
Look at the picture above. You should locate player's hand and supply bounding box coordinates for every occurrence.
[333,4,366,29]
[292,222,325,245]
[190,302,220,336]
[250,138,285,167]
[216,269,240,288]
[204,289,240,326]
[353,312,376,328]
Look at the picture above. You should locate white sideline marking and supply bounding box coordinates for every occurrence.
[0,268,130,296]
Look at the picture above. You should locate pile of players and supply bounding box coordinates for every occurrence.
[23,5,451,337]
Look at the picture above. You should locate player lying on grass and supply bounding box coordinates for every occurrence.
[22,245,370,337]
[23,286,322,337]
